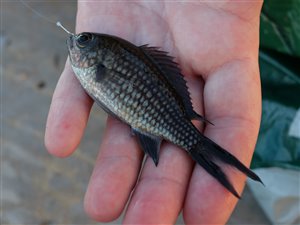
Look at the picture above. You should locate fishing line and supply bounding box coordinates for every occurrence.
[19,0,57,25]
[56,21,74,35]
[19,0,74,35]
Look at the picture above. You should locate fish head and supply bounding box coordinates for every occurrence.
[67,32,101,68]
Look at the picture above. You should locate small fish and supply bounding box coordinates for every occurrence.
[65,31,262,198]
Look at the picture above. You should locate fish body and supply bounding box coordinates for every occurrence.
[67,32,262,198]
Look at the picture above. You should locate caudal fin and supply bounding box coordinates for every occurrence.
[189,136,263,198]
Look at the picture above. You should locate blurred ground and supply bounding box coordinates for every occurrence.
[1,1,271,224]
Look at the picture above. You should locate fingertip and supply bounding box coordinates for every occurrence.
[84,181,122,222]
[83,154,139,223]
[83,116,143,222]
[44,60,93,157]
[44,119,81,158]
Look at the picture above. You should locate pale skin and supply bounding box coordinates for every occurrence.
[45,1,263,224]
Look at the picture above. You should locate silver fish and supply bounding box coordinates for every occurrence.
[66,32,262,198]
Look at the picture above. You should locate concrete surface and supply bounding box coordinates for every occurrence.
[1,1,271,224]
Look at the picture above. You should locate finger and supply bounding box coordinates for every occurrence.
[123,77,204,224]
[123,144,193,224]
[45,59,93,157]
[184,60,261,224]
[84,116,144,222]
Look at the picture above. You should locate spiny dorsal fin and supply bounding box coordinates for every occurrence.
[140,45,212,124]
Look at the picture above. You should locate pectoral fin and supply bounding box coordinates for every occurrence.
[133,129,162,166]
[95,63,107,82]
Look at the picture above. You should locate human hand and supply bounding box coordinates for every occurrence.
[45,1,263,224]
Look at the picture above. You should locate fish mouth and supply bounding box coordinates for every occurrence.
[66,35,76,65]
[66,35,74,50]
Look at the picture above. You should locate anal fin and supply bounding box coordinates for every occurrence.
[133,129,162,166]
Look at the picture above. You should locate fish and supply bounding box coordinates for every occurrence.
[66,32,263,198]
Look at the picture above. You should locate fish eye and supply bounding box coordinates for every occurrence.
[76,33,93,48]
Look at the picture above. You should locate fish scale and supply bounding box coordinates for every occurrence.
[67,32,263,198]
[95,52,198,150]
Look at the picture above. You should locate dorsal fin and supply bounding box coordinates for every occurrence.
[140,45,212,124]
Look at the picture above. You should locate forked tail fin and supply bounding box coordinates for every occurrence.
[189,136,263,198]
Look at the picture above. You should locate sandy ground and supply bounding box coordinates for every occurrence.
[1,1,270,224]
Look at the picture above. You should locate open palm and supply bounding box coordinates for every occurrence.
[45,1,263,224]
